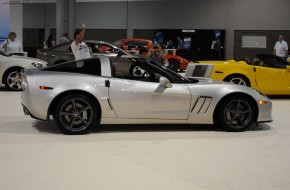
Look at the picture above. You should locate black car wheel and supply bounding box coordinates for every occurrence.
[225,75,250,87]
[54,94,98,135]
[129,64,146,76]
[215,96,256,132]
[4,68,23,91]
[168,59,179,72]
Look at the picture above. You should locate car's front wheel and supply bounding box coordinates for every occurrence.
[215,95,256,132]
[54,94,99,135]
[4,68,23,91]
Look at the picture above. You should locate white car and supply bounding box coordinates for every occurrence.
[0,51,47,91]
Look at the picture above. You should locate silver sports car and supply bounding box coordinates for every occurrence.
[0,51,47,91]
[21,56,272,134]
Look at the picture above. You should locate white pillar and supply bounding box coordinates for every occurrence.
[225,0,235,59]
[56,0,75,44]
[67,0,75,41]
[56,0,65,44]
[126,0,133,38]
[10,4,23,45]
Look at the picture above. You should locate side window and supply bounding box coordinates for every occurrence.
[111,59,160,83]
[263,57,286,69]
[49,43,71,52]
[44,59,101,76]
[97,44,113,53]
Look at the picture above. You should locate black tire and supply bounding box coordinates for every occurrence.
[225,75,250,87]
[54,94,99,135]
[4,68,23,91]
[214,95,256,132]
[129,64,145,76]
[168,59,179,72]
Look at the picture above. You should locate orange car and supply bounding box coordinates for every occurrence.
[112,38,189,72]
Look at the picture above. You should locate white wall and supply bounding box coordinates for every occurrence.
[18,0,290,58]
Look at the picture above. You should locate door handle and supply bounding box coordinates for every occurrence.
[105,80,110,87]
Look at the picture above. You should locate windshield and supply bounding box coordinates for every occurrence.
[112,39,125,46]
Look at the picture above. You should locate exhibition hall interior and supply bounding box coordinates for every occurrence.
[1,0,290,189]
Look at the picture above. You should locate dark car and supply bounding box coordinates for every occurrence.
[37,40,130,65]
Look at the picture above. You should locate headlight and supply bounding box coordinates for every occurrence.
[31,62,46,69]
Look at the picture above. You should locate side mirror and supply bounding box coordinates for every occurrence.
[159,77,172,88]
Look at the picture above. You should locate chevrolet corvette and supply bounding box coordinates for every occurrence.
[21,56,272,134]
[195,54,290,95]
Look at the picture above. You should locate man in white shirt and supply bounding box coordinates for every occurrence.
[274,35,288,60]
[0,32,23,55]
[71,23,92,60]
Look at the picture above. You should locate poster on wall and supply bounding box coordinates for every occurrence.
[0,4,10,44]
[183,37,191,49]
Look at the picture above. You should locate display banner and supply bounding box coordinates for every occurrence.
[0,3,10,44]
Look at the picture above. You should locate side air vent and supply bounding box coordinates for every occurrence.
[191,96,212,114]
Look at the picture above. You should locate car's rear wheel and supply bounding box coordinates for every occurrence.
[225,75,250,86]
[215,95,256,132]
[4,68,23,91]
[54,94,98,135]
[168,59,179,72]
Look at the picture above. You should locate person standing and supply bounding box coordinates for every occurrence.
[273,35,288,60]
[0,32,23,55]
[71,23,92,60]
[177,37,183,49]
[58,33,71,44]
[146,42,168,67]
[43,34,56,49]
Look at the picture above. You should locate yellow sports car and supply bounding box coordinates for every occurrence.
[190,54,290,95]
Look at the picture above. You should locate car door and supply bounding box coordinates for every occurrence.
[108,78,191,120]
[254,56,290,93]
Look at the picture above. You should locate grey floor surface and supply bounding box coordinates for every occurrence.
[0,86,290,190]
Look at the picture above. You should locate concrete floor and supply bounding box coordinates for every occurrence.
[0,86,290,190]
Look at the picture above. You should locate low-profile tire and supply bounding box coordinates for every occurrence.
[225,75,250,87]
[168,59,179,72]
[54,94,99,135]
[214,95,256,132]
[129,64,145,76]
[4,68,23,91]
